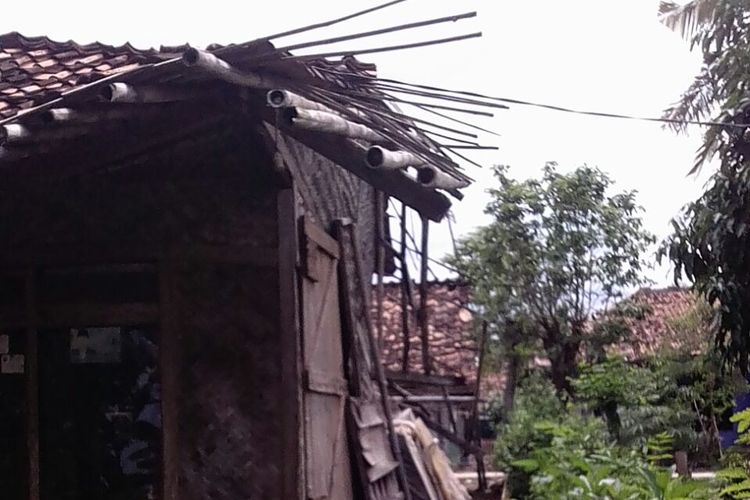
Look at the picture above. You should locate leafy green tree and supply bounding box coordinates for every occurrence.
[658,0,750,371]
[574,358,654,441]
[449,163,654,394]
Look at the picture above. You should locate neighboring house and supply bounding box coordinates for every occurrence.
[609,287,705,360]
[378,280,477,381]
[374,280,480,464]
[377,284,704,399]
[0,28,477,500]
[376,283,710,461]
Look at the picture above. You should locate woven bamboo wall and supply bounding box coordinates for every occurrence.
[169,259,282,499]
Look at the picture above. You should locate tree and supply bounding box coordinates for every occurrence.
[659,1,722,41]
[449,163,654,396]
[658,0,750,371]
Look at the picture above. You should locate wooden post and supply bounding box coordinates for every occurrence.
[472,321,489,492]
[675,451,690,478]
[24,271,39,500]
[399,203,412,373]
[375,191,385,353]
[278,188,303,500]
[441,386,458,434]
[349,221,413,500]
[159,263,179,500]
[418,215,432,375]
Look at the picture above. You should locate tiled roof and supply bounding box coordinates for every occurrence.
[375,281,478,382]
[613,287,705,360]
[375,285,704,385]
[0,32,380,121]
[0,31,470,221]
[0,32,181,119]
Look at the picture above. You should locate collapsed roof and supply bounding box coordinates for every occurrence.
[0,7,500,221]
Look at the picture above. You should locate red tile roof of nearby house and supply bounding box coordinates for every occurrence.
[375,283,703,391]
[375,280,478,382]
[613,287,704,360]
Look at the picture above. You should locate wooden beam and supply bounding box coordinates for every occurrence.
[169,245,279,268]
[399,204,413,374]
[159,263,180,500]
[24,271,39,500]
[375,191,385,353]
[472,321,489,492]
[278,188,304,500]
[36,302,159,327]
[385,370,465,386]
[343,220,413,500]
[0,102,229,184]
[418,216,432,375]
[265,119,451,222]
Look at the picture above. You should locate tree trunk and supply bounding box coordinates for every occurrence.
[549,340,580,398]
[502,351,521,415]
[602,400,621,441]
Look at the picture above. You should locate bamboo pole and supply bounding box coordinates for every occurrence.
[375,191,386,353]
[277,12,477,53]
[259,0,407,41]
[349,222,413,500]
[418,216,432,375]
[472,321,489,492]
[400,203,412,373]
[285,32,482,62]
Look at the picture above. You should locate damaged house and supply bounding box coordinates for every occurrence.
[0,7,491,500]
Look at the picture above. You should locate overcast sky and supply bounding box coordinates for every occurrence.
[1,0,710,286]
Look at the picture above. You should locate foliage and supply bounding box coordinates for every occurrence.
[665,300,714,354]
[450,163,654,394]
[713,410,750,498]
[493,357,736,498]
[493,372,603,497]
[494,373,564,470]
[512,420,714,499]
[659,0,723,42]
[658,0,750,372]
[574,358,652,408]
[647,432,677,465]
[573,357,697,448]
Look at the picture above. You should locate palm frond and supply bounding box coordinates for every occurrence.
[659,0,722,40]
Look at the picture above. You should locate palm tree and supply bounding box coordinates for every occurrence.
[658,0,722,40]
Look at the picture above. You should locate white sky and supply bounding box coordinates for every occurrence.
[1,0,710,286]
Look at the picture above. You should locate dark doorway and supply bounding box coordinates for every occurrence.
[38,326,161,500]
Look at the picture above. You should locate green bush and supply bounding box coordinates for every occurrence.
[494,372,564,471]
[512,420,715,499]
[714,410,750,499]
[492,351,740,498]
[494,373,610,497]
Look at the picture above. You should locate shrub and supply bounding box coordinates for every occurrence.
[512,420,714,499]
[494,372,610,497]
